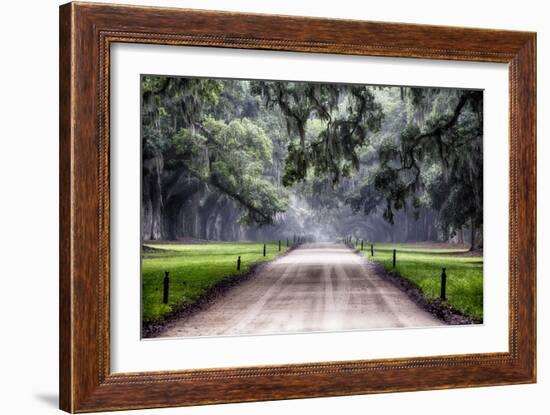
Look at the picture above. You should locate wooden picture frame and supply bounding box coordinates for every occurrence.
[59,2,536,412]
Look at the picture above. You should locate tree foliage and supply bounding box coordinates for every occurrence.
[141,75,484,245]
[141,76,287,225]
[251,81,384,186]
[174,117,288,224]
[360,88,483,246]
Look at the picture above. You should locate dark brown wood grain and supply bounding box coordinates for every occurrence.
[59,2,536,412]
[59,3,73,411]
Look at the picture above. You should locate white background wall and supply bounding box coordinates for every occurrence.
[0,0,546,414]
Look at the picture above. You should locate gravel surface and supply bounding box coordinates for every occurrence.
[156,242,445,338]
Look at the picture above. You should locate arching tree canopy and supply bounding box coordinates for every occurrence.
[368,88,483,246]
[141,75,483,248]
[251,81,384,186]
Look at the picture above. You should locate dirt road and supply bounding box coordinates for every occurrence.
[159,243,443,337]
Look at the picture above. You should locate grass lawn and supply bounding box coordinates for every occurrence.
[362,243,483,320]
[142,241,289,323]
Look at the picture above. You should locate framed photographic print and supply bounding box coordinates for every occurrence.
[59,2,536,412]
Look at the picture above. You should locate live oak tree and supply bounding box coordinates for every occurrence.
[141,76,288,239]
[250,80,384,186]
[173,117,288,225]
[351,87,483,249]
[141,76,226,239]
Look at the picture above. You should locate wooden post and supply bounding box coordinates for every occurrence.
[237,256,241,271]
[361,240,364,251]
[286,238,289,247]
[163,271,170,304]
[371,244,374,256]
[263,244,266,257]
[440,268,447,300]
[278,240,281,251]
[393,249,396,268]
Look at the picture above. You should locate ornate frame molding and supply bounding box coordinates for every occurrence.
[60,2,536,412]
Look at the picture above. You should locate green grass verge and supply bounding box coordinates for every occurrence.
[363,243,483,320]
[142,241,289,323]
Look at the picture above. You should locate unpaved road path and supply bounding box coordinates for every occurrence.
[159,243,443,337]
